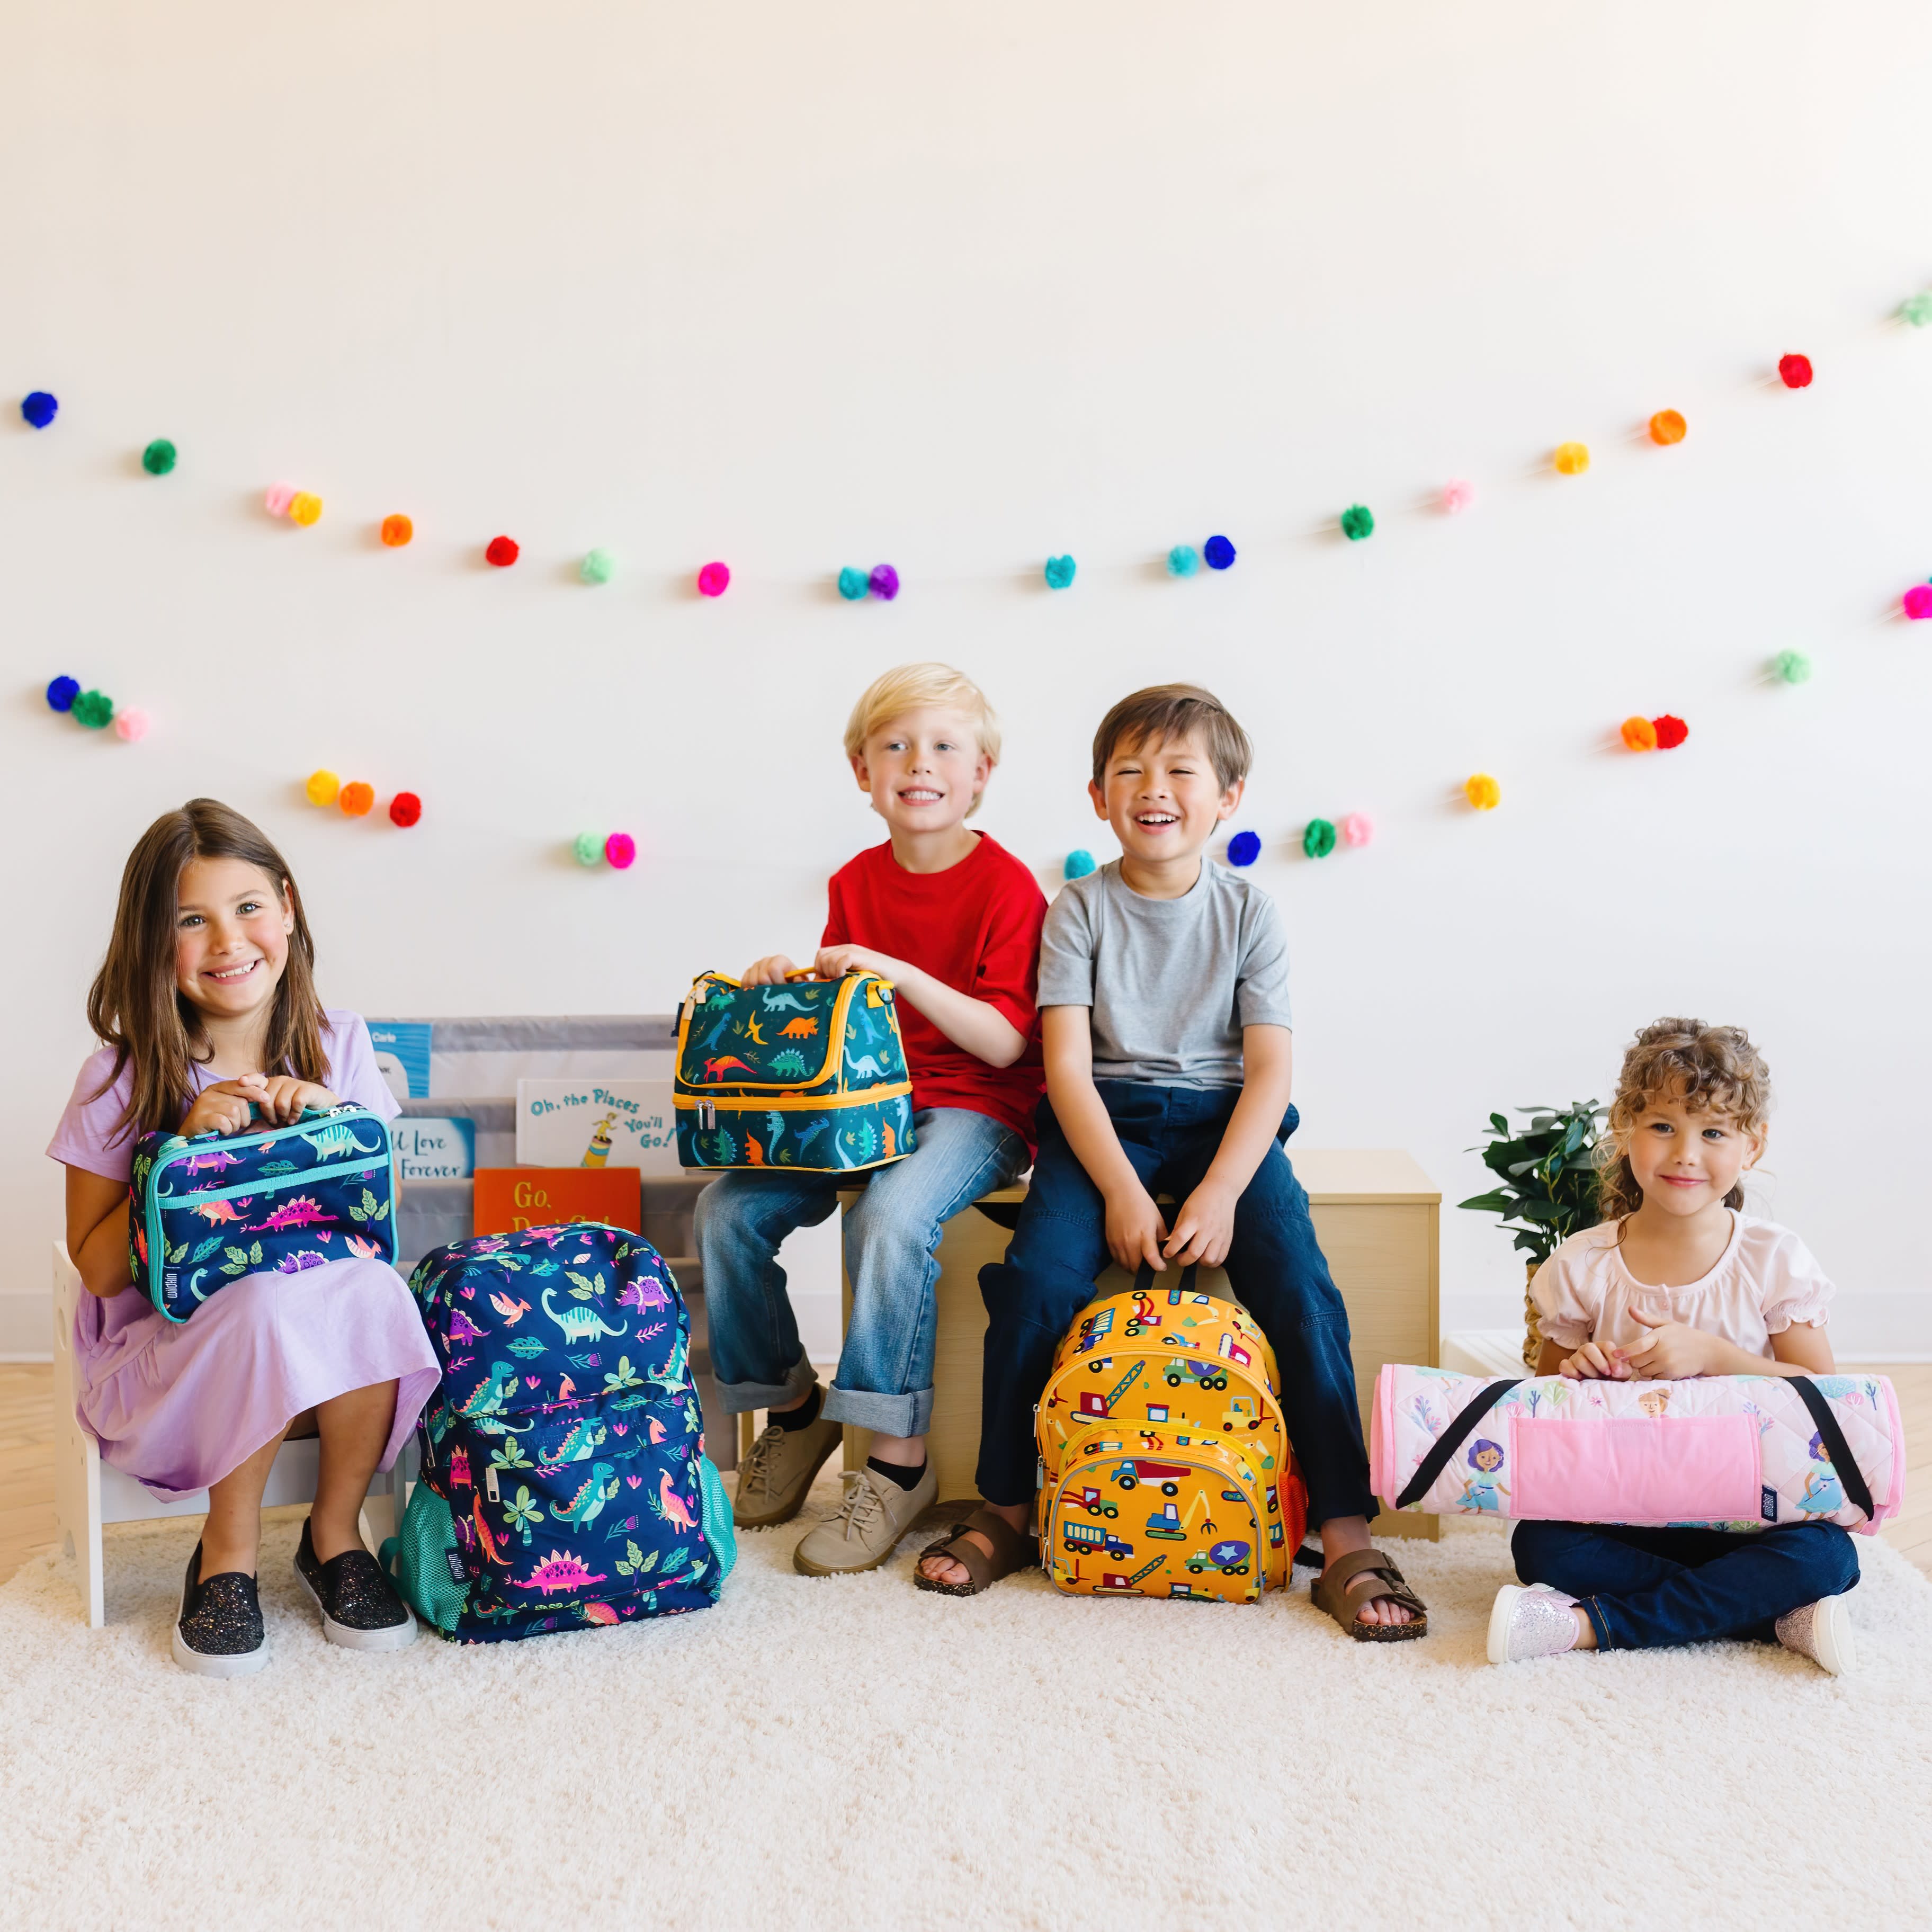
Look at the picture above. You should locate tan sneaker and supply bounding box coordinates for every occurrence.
[733,1407,844,1529]
[794,1463,937,1576]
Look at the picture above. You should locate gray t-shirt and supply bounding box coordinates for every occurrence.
[1036,860,1292,1087]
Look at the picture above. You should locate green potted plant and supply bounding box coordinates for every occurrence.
[1459,1102,1606,1368]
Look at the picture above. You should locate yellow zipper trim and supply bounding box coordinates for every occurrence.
[677,971,871,1093]
[674,1083,911,1112]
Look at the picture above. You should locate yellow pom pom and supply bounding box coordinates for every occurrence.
[1553,442,1590,476]
[306,768,341,807]
[1464,773,1501,811]
[289,492,324,526]
[1621,715,1658,752]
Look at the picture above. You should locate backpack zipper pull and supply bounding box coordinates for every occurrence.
[486,1465,500,1502]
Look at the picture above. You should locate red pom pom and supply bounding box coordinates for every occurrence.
[389,792,422,828]
[486,535,520,567]
[1651,714,1689,749]
[1778,353,1813,390]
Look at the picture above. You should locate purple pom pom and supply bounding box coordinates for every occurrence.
[868,564,900,601]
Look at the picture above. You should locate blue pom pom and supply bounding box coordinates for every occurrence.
[46,675,79,712]
[1226,830,1261,867]
[1204,534,1236,571]
[1064,849,1097,880]
[21,391,58,430]
[1167,545,1201,577]
[1043,554,1076,590]
[837,567,869,601]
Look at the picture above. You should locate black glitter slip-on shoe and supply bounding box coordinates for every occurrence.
[294,1518,418,1652]
[173,1542,270,1678]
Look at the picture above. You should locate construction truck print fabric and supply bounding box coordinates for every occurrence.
[397,1224,737,1642]
[674,970,915,1172]
[1371,1364,1906,1533]
[129,1104,396,1322]
[1037,1280,1309,1602]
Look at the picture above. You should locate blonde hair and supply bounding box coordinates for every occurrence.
[843,664,1001,816]
[1598,1017,1773,1223]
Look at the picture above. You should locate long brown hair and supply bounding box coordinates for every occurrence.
[86,800,327,1141]
[1597,1017,1772,1224]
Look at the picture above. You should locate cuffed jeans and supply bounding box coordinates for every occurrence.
[974,1082,1376,1527]
[1513,1517,1859,1650]
[696,1105,1028,1438]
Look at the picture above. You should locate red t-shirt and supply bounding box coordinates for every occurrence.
[822,833,1046,1148]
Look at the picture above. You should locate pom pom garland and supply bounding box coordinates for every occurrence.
[338,781,374,817]
[21,391,58,429]
[1652,713,1688,749]
[580,548,614,585]
[604,832,636,870]
[1903,292,1932,328]
[1063,849,1097,881]
[1167,544,1201,577]
[837,567,868,600]
[1553,442,1590,476]
[573,832,603,867]
[1341,812,1374,847]
[1903,584,1932,621]
[306,769,341,807]
[697,561,730,597]
[1621,715,1659,752]
[1302,818,1337,858]
[141,439,177,476]
[1772,650,1813,684]
[868,564,900,601]
[1648,410,1687,445]
[264,484,297,517]
[113,708,150,743]
[380,515,414,548]
[1778,354,1814,389]
[485,535,520,568]
[1339,505,1374,542]
[72,690,114,730]
[1203,534,1236,571]
[388,792,422,828]
[1464,773,1501,811]
[1043,554,1077,589]
[1442,479,1475,514]
[1226,830,1262,867]
[46,676,79,712]
[289,493,323,526]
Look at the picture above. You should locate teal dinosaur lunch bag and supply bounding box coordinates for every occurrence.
[674,970,916,1172]
[128,1103,397,1321]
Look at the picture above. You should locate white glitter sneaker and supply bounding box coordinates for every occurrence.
[1775,1595,1857,1677]
[1487,1582,1584,1665]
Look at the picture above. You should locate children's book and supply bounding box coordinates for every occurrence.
[393,1116,475,1181]
[369,1021,433,1101]
[514,1080,680,1175]
[471,1167,642,1237]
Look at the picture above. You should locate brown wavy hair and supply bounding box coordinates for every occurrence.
[1598,1017,1772,1223]
[86,800,327,1142]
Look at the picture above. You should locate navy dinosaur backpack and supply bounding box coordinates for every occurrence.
[386,1223,736,1643]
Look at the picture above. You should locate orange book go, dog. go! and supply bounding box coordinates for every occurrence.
[470,1167,642,1238]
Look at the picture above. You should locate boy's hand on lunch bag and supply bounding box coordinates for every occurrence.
[181,1076,270,1138]
[1105,1184,1168,1274]
[253,1075,339,1124]
[1162,1180,1238,1268]
[813,943,897,982]
[741,955,799,987]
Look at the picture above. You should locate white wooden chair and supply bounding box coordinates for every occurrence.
[51,1243,395,1627]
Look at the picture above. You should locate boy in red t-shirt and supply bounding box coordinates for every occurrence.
[696,663,1046,1575]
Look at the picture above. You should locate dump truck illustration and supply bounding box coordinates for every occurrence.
[1075,1307,1115,1354]
[1145,1500,1185,1540]
[1062,1521,1134,1560]
[1109,1459,1188,1496]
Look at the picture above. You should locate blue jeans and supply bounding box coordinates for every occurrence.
[974,1082,1375,1526]
[1513,1518,1859,1650]
[695,1106,1028,1438]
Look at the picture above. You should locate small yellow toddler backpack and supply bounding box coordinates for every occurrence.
[1036,1265,1309,1604]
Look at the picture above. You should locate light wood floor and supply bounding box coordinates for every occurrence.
[4,1362,1929,1586]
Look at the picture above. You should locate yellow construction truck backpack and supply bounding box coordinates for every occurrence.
[1036,1265,1309,1603]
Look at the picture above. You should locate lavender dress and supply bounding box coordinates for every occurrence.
[47,1009,440,1500]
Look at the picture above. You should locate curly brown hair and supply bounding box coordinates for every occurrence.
[1598,1017,1772,1222]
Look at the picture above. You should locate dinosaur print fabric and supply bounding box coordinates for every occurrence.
[129,1104,396,1322]
[674,970,915,1173]
[392,1224,736,1643]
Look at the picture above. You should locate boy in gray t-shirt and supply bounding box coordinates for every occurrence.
[916,685,1428,1639]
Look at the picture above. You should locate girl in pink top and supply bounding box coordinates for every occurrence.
[1488,1018,1858,1675]
[50,800,437,1676]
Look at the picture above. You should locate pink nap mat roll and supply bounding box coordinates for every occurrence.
[1371,1365,1904,1535]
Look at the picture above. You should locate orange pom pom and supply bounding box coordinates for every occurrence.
[1621,715,1659,752]
[1464,773,1501,811]
[1648,409,1687,445]
[380,514,414,548]
[338,781,374,817]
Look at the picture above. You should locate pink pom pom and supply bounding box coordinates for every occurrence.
[264,484,297,517]
[697,561,730,597]
[113,708,150,743]
[604,832,636,870]
[1904,584,1932,621]
[1442,479,1475,515]
[1340,812,1374,847]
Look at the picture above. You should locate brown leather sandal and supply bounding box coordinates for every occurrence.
[913,1508,1037,1597]
[1311,1547,1430,1642]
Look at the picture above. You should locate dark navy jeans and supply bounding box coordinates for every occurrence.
[975,1081,1375,1526]
[1514,1517,1859,1650]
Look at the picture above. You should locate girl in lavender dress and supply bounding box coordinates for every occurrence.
[49,800,439,1676]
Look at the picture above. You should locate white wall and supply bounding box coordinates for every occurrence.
[6,3,1931,1355]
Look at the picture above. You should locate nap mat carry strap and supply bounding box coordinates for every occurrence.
[1789,1375,1876,1525]
[1394,1379,1522,1510]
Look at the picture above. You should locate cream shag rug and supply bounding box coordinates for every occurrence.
[4,1486,1930,1931]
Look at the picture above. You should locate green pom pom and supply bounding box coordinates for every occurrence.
[573,833,602,867]
[1302,818,1337,859]
[1900,292,1932,328]
[1773,649,1813,685]
[141,439,177,476]
[580,549,614,585]
[72,689,115,729]
[1339,505,1374,541]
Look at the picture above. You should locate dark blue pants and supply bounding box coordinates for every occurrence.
[974,1082,1375,1526]
[1513,1517,1859,1650]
